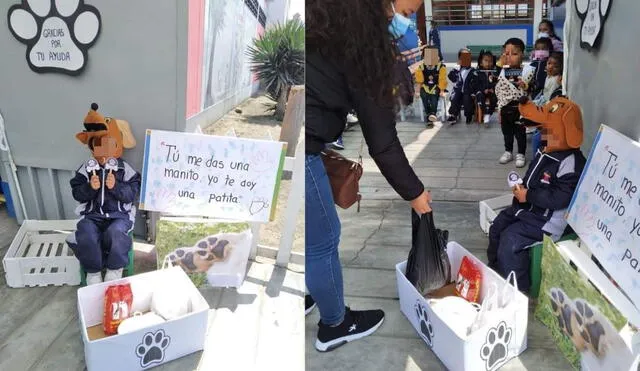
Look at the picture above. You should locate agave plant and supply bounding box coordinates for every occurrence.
[246,19,305,120]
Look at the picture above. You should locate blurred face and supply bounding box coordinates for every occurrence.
[535,42,547,51]
[480,55,493,69]
[546,57,561,76]
[539,22,552,36]
[504,44,523,67]
[392,0,423,16]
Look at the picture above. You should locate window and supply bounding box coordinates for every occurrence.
[432,0,548,25]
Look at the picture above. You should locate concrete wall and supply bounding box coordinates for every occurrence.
[440,24,533,61]
[0,0,188,225]
[564,0,639,150]
[187,0,266,132]
[265,0,289,27]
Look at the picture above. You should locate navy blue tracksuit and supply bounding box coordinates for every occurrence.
[487,149,586,292]
[448,67,478,119]
[67,158,141,273]
[475,70,498,115]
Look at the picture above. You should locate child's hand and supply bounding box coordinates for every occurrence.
[90,174,100,190]
[106,172,116,190]
[440,91,446,97]
[513,184,528,203]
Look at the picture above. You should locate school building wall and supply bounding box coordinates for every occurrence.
[0,0,188,226]
[439,24,533,62]
[564,0,640,151]
[184,0,270,132]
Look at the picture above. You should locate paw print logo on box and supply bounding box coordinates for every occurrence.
[480,321,512,371]
[135,329,171,368]
[8,0,101,75]
[576,0,612,50]
[414,301,434,347]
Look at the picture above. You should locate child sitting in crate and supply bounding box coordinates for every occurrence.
[475,50,498,126]
[487,94,586,294]
[414,46,447,128]
[67,103,140,285]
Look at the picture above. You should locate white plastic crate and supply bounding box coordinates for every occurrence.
[478,194,513,234]
[3,219,80,287]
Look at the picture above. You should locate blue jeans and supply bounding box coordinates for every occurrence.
[305,154,345,325]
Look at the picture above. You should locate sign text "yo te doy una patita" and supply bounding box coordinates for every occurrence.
[139,130,286,223]
[567,125,640,307]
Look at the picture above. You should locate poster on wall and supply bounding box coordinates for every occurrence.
[566,124,640,309]
[7,0,101,75]
[139,130,286,223]
[575,0,612,50]
[535,236,635,371]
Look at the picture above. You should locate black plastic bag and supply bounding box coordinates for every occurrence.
[405,210,451,295]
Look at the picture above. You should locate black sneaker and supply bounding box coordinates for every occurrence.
[447,115,457,124]
[315,307,385,352]
[305,295,316,316]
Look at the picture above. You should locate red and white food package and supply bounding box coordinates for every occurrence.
[455,256,482,303]
[103,283,134,335]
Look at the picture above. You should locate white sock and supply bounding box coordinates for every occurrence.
[484,114,490,123]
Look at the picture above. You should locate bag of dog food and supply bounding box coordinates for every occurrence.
[103,283,133,335]
[455,256,482,303]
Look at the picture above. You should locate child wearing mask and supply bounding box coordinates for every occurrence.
[475,50,498,126]
[495,38,535,168]
[538,19,563,52]
[529,37,554,99]
[447,48,478,124]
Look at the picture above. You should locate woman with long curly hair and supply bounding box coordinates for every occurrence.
[306,0,430,352]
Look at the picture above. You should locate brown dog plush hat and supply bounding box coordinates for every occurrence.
[519,96,584,153]
[75,103,136,165]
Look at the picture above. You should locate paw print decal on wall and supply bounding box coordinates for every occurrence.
[7,0,101,75]
[575,0,612,51]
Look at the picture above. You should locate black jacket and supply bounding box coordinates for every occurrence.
[512,148,586,238]
[448,67,478,94]
[529,59,548,97]
[71,158,141,219]
[306,52,424,201]
[476,69,497,95]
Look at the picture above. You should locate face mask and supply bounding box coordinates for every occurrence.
[538,31,550,39]
[532,50,549,60]
[388,2,412,39]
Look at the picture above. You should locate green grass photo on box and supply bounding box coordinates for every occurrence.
[155,219,250,287]
[534,235,628,370]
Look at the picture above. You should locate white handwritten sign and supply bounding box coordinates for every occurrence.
[567,125,640,307]
[139,130,286,223]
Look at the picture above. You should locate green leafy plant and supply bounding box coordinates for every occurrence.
[246,19,304,120]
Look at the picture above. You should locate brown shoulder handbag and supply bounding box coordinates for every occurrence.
[320,140,364,212]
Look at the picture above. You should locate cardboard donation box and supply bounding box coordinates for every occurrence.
[397,242,529,371]
[77,267,210,371]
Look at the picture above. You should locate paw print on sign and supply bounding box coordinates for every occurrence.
[135,329,171,368]
[8,0,101,75]
[573,298,608,358]
[414,301,434,347]
[576,0,612,50]
[480,321,512,371]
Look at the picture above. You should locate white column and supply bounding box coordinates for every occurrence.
[533,0,544,37]
[424,0,433,44]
